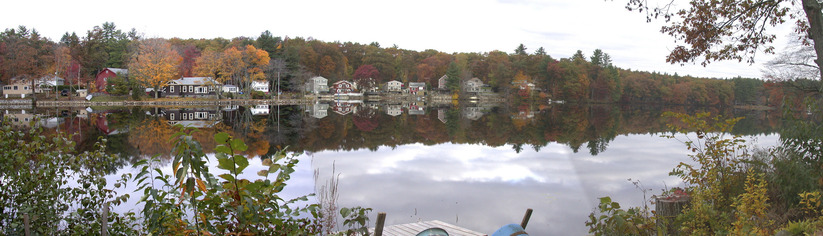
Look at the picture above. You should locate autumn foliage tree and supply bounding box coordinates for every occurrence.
[624,0,823,81]
[128,38,181,98]
[353,64,379,92]
[0,26,55,83]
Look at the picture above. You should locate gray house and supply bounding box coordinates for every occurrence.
[162,77,219,98]
[464,78,491,93]
[305,76,329,94]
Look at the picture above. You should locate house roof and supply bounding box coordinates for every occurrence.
[169,77,219,86]
[105,68,129,75]
[332,80,353,85]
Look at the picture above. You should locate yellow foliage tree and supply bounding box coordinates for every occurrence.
[129,38,181,98]
[193,50,223,81]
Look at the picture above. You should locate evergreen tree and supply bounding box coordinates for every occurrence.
[515,44,528,55]
[446,61,460,92]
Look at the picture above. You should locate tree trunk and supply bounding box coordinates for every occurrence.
[802,0,823,87]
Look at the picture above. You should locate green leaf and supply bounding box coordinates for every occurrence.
[217,157,234,171]
[214,145,232,155]
[186,177,194,193]
[218,174,235,182]
[230,138,248,152]
[215,132,230,144]
[235,155,249,173]
[340,208,351,218]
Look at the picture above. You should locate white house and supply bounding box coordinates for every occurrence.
[385,80,403,92]
[252,80,269,93]
[222,85,239,93]
[35,75,65,93]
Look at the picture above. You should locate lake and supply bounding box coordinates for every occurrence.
[2,103,782,235]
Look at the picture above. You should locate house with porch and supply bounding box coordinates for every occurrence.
[162,77,219,98]
[305,76,329,94]
[95,68,128,92]
[35,75,65,94]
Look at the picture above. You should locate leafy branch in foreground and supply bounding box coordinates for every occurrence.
[134,125,322,235]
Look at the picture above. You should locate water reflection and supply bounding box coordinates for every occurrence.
[308,134,779,234]
[1,103,785,234]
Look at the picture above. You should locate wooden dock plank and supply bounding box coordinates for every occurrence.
[377,220,487,236]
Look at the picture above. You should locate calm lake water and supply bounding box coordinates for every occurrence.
[4,103,782,235]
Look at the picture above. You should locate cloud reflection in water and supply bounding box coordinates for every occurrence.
[304,133,779,235]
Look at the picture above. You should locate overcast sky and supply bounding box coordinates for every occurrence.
[2,0,795,79]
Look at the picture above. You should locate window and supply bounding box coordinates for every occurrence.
[197,87,206,93]
[189,113,194,120]
[189,86,193,92]
[170,86,174,93]
[182,113,187,120]
[13,86,18,90]
[195,112,207,119]
[209,87,215,92]
[170,113,175,120]
[23,86,28,90]
[3,86,9,90]
[182,86,187,93]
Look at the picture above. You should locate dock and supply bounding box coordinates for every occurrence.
[376,220,486,236]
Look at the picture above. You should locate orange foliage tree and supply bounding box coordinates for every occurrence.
[128,38,182,98]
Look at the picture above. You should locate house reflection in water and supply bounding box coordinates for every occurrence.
[463,106,489,121]
[250,105,270,116]
[305,103,329,119]
[407,102,425,115]
[162,108,221,128]
[3,109,36,127]
[331,101,360,116]
[384,104,402,117]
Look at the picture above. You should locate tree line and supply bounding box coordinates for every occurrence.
[1,22,816,106]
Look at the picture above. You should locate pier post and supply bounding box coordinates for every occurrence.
[375,212,387,236]
[520,208,533,229]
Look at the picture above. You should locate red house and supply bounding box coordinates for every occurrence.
[330,80,356,94]
[95,68,128,93]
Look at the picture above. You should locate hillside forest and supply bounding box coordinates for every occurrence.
[1,23,818,107]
